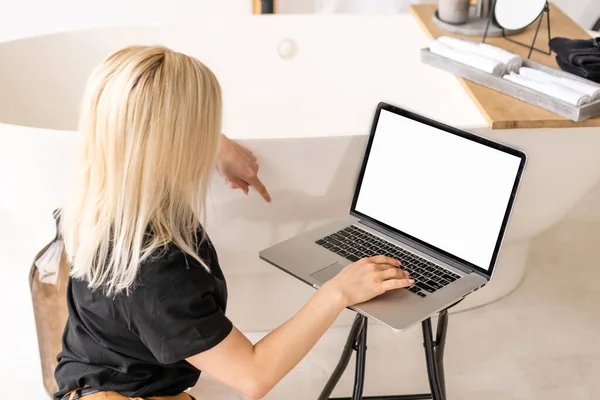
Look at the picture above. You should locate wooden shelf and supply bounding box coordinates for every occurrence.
[410,4,600,129]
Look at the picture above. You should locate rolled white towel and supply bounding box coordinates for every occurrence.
[429,40,506,76]
[503,72,591,106]
[478,42,522,73]
[519,67,600,101]
[438,36,523,73]
[562,78,600,101]
[437,36,480,52]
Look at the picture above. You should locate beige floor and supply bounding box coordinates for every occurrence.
[1,191,599,399]
[191,200,600,399]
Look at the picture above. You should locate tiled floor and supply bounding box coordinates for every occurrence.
[1,190,599,399]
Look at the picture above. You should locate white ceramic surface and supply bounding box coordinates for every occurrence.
[1,15,599,331]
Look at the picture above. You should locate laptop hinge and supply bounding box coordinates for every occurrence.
[357,219,476,275]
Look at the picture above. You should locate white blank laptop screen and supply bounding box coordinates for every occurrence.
[355,110,522,270]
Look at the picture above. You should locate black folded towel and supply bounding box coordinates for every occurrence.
[549,37,600,83]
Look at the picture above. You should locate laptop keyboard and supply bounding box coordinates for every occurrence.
[316,225,461,298]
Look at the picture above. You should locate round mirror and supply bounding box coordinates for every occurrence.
[494,0,547,30]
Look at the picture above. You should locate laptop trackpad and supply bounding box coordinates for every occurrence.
[310,262,345,285]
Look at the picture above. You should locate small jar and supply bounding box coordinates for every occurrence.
[438,0,471,25]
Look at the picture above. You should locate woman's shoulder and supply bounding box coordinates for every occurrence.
[135,238,220,299]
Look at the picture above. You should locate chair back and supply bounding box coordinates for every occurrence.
[29,210,69,397]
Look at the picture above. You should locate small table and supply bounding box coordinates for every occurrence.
[410,3,599,130]
[318,300,462,400]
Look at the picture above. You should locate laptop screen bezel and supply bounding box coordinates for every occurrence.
[349,102,527,277]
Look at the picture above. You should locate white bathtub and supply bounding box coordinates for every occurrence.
[1,16,599,331]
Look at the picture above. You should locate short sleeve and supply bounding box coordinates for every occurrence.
[132,254,233,365]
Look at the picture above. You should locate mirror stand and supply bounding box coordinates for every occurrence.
[482,0,551,59]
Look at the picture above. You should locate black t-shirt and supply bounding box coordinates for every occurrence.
[54,234,233,399]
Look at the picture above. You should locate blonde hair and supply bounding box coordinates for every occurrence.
[60,45,222,295]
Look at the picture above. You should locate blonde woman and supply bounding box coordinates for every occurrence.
[55,45,412,400]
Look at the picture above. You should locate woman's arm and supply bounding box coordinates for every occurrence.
[187,287,343,399]
[186,256,413,399]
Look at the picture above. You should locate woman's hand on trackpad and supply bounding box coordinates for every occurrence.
[322,256,413,308]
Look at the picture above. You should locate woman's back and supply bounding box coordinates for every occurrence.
[55,235,232,399]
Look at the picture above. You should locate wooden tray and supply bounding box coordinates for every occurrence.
[421,48,600,122]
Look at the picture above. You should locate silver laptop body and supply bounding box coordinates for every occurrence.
[260,102,527,330]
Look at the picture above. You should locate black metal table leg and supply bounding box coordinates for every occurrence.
[422,318,443,400]
[352,315,368,400]
[434,310,449,400]
[321,298,465,400]
[319,314,365,400]
[319,314,447,400]
[319,305,457,400]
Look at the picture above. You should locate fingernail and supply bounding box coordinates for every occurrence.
[409,279,415,283]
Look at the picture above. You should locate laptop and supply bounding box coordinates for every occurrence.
[259,102,527,330]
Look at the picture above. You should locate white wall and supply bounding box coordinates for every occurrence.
[559,0,599,30]
[0,0,597,44]
[0,0,251,42]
